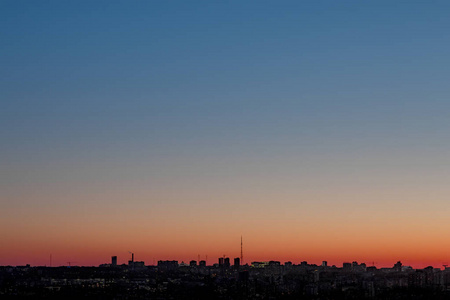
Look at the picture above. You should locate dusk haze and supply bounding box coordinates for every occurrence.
[3,0,450,271]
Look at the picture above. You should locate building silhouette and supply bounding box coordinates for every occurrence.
[111,256,117,267]
[234,257,240,269]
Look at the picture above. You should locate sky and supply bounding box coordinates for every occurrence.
[2,0,450,268]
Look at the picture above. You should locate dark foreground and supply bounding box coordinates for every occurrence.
[2,262,450,299]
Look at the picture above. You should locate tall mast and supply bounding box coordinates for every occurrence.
[240,235,243,264]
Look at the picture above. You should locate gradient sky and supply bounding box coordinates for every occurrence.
[2,1,450,268]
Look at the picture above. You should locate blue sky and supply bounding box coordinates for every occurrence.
[2,0,450,193]
[3,1,450,156]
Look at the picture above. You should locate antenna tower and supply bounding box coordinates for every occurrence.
[240,235,243,264]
